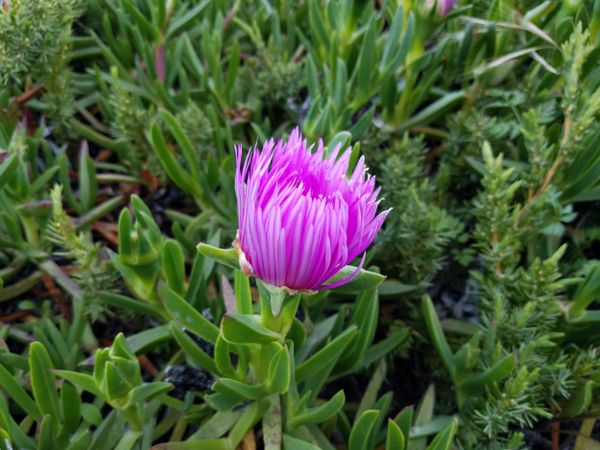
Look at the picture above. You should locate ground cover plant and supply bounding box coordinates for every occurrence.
[0,0,599,449]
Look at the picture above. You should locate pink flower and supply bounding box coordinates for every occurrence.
[424,0,458,16]
[234,129,388,291]
[439,0,457,15]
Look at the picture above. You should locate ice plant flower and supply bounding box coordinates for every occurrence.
[437,0,457,16]
[234,129,389,292]
[423,0,458,16]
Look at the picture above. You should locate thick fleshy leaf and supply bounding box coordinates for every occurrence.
[60,382,81,435]
[426,419,458,450]
[162,240,186,295]
[323,265,385,293]
[291,390,345,427]
[386,420,405,450]
[221,313,282,345]
[197,243,239,270]
[0,363,41,419]
[234,270,253,315]
[295,326,357,382]
[160,284,219,343]
[213,378,269,400]
[283,435,321,450]
[170,324,219,375]
[29,343,60,423]
[349,410,379,450]
[54,371,103,399]
[267,344,290,394]
[124,382,172,408]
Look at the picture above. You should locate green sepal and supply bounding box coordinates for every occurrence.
[324,266,385,293]
[110,356,141,387]
[257,282,287,317]
[110,333,137,361]
[103,362,132,401]
[93,349,110,385]
[197,243,239,270]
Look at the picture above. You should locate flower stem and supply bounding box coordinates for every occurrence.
[114,429,142,450]
[263,394,282,450]
[121,405,143,433]
[259,291,300,336]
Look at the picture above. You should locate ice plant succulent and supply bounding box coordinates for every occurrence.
[234,128,388,294]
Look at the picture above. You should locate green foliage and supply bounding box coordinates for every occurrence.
[0,0,82,130]
[0,0,81,86]
[0,0,599,448]
[374,135,462,286]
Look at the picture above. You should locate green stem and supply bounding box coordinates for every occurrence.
[96,174,147,185]
[392,70,418,124]
[121,405,144,433]
[114,428,142,450]
[75,195,126,230]
[259,293,300,336]
[260,294,282,331]
[263,394,282,450]
[0,270,44,302]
